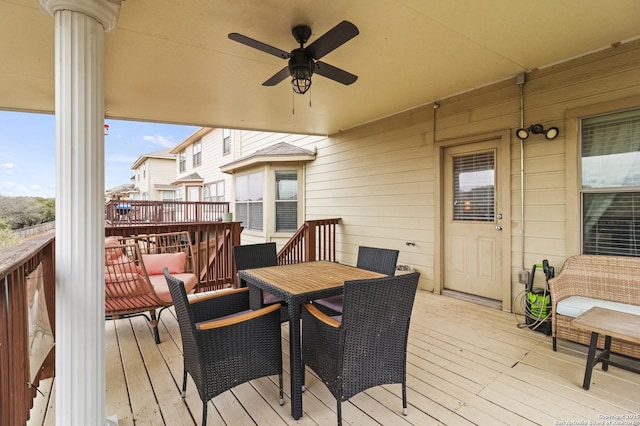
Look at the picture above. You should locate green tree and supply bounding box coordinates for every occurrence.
[0,196,55,229]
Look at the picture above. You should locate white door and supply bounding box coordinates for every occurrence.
[443,139,504,300]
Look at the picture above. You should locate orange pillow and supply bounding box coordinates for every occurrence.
[105,236,123,264]
[142,252,186,275]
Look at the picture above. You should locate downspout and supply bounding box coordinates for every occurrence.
[517,72,527,281]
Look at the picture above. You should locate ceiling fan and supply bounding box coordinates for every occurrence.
[229,21,359,95]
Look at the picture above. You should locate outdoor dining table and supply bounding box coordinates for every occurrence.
[238,260,385,420]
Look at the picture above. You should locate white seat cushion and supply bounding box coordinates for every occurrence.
[556,296,640,318]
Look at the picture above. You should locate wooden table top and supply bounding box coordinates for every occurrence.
[572,307,640,344]
[243,261,385,296]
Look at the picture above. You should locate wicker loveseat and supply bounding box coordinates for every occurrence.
[548,254,640,359]
[105,232,198,343]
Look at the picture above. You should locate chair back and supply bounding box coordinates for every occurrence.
[356,246,399,276]
[340,271,420,400]
[233,242,278,271]
[164,269,200,363]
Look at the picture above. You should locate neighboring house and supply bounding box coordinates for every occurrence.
[104,183,135,202]
[169,126,324,245]
[129,148,176,200]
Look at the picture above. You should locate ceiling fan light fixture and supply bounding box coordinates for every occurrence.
[291,66,312,94]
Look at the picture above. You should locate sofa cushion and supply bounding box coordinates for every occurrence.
[105,236,124,264]
[142,252,187,275]
[556,296,640,318]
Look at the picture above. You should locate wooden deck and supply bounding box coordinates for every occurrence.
[29,291,640,425]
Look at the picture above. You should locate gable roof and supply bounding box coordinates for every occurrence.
[131,148,175,169]
[220,142,316,173]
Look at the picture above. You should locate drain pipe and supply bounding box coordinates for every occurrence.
[517,72,529,284]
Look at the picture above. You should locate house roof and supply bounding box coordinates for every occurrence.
[171,172,204,185]
[220,142,316,173]
[2,1,640,136]
[131,148,175,169]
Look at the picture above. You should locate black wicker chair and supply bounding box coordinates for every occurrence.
[233,242,288,322]
[301,272,420,426]
[164,269,284,426]
[314,246,400,315]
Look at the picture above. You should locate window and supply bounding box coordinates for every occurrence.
[581,108,640,256]
[160,190,175,201]
[275,170,298,231]
[178,150,186,173]
[142,163,146,179]
[235,172,263,231]
[223,129,231,155]
[192,140,202,167]
[175,186,184,201]
[452,152,495,221]
[203,180,225,202]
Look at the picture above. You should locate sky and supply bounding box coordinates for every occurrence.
[0,111,198,199]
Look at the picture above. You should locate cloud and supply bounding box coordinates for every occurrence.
[143,135,174,148]
[0,163,17,175]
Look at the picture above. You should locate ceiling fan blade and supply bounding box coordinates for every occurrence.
[314,61,358,85]
[228,33,290,59]
[305,21,359,60]
[262,66,291,86]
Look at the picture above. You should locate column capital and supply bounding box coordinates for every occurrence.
[40,0,121,32]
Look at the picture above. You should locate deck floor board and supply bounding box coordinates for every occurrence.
[29,291,640,425]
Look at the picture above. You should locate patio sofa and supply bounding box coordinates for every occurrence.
[548,254,640,359]
[104,232,197,343]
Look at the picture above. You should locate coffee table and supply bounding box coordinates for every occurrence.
[571,306,640,390]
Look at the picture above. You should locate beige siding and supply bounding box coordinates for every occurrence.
[275,40,640,303]
[147,158,175,200]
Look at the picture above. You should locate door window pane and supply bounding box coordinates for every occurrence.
[453,152,495,221]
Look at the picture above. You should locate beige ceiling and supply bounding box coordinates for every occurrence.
[2,0,640,136]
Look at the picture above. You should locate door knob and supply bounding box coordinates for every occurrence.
[496,225,503,231]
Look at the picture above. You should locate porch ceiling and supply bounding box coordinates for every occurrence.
[3,1,640,136]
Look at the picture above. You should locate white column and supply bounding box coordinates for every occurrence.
[39,1,119,425]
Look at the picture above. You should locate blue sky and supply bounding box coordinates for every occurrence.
[0,111,198,199]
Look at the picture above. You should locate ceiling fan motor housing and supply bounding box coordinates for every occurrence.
[289,49,314,78]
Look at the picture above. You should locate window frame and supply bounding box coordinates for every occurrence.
[223,129,231,155]
[274,170,299,232]
[579,107,640,256]
[192,140,202,167]
[235,171,264,231]
[178,150,186,173]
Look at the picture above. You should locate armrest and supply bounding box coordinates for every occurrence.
[304,302,341,328]
[196,303,281,330]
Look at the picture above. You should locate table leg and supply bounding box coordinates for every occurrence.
[288,302,303,419]
[582,331,599,390]
[602,335,612,372]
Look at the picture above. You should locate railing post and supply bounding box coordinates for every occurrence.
[305,223,316,262]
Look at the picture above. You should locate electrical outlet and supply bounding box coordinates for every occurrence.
[518,270,530,285]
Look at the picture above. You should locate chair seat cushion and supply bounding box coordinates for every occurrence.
[263,291,284,305]
[314,295,344,314]
[556,296,640,318]
[149,273,197,303]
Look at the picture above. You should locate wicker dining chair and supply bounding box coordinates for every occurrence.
[301,272,420,426]
[164,269,284,426]
[313,246,400,315]
[233,242,289,322]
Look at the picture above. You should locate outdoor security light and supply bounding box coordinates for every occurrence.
[516,124,559,140]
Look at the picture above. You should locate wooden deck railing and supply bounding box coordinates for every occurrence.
[106,222,242,292]
[0,230,56,426]
[3,217,341,424]
[105,200,230,226]
[277,218,341,264]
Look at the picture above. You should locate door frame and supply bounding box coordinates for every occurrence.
[434,130,512,311]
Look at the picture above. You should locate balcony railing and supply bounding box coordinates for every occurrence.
[105,200,230,226]
[0,230,55,426]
